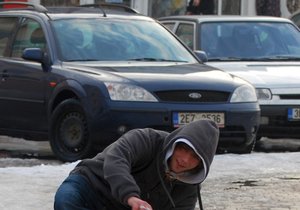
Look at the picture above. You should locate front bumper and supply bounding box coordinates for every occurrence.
[89,101,260,150]
[258,105,300,139]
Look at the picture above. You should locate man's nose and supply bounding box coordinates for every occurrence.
[181,154,193,165]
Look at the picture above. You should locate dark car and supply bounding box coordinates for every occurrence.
[0,3,260,162]
[159,15,300,141]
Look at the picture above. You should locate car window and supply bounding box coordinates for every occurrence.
[0,17,18,56]
[162,22,175,31]
[200,22,300,59]
[199,23,219,57]
[52,18,197,63]
[274,24,300,54]
[11,18,46,58]
[175,23,194,49]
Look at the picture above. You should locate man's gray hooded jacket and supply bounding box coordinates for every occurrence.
[71,119,219,210]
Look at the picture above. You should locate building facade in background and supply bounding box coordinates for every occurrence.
[1,0,300,18]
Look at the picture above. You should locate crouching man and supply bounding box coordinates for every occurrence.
[54,119,219,210]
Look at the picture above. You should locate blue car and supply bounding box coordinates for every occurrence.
[0,2,260,161]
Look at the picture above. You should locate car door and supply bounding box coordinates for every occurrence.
[0,16,18,129]
[0,17,48,132]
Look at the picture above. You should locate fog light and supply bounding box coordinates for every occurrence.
[260,116,269,125]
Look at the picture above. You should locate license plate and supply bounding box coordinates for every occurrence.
[288,108,300,121]
[173,112,225,128]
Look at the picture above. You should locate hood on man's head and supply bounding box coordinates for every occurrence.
[163,120,219,184]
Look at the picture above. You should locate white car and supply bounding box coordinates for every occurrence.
[159,15,300,140]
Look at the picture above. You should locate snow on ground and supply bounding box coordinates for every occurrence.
[0,151,300,210]
[208,151,300,178]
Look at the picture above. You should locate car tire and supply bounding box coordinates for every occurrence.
[233,139,256,154]
[219,138,256,154]
[240,140,256,154]
[256,135,262,141]
[50,99,93,162]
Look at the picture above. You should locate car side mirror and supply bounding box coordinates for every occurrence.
[22,48,51,71]
[23,48,44,61]
[194,50,208,63]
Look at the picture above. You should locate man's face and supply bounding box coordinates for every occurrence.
[169,143,202,173]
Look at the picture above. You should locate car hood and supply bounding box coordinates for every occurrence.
[63,62,245,92]
[208,61,300,88]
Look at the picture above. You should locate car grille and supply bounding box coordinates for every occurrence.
[280,94,300,100]
[153,125,248,145]
[259,115,300,138]
[154,90,230,102]
[268,115,300,126]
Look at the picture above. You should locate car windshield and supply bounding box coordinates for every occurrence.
[51,18,197,63]
[200,22,300,61]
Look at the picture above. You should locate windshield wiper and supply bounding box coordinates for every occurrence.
[208,55,300,62]
[258,55,300,61]
[208,57,243,61]
[65,59,100,62]
[127,57,187,62]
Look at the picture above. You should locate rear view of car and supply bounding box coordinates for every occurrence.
[0,3,260,161]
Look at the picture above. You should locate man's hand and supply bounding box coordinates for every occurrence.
[127,196,153,210]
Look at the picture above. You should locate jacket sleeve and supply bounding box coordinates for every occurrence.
[102,128,165,205]
[172,183,198,210]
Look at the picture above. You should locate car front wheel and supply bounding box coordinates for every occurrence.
[218,138,256,154]
[50,99,93,162]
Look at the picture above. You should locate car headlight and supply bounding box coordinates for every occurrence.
[104,82,158,102]
[230,84,257,102]
[256,88,272,100]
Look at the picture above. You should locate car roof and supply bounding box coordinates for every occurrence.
[159,15,293,24]
[0,2,148,21]
[44,9,149,21]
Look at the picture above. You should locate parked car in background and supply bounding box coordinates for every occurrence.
[0,3,260,162]
[159,15,300,141]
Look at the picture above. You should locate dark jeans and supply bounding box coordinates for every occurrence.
[54,174,105,210]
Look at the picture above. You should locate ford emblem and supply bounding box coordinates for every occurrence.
[189,92,202,99]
